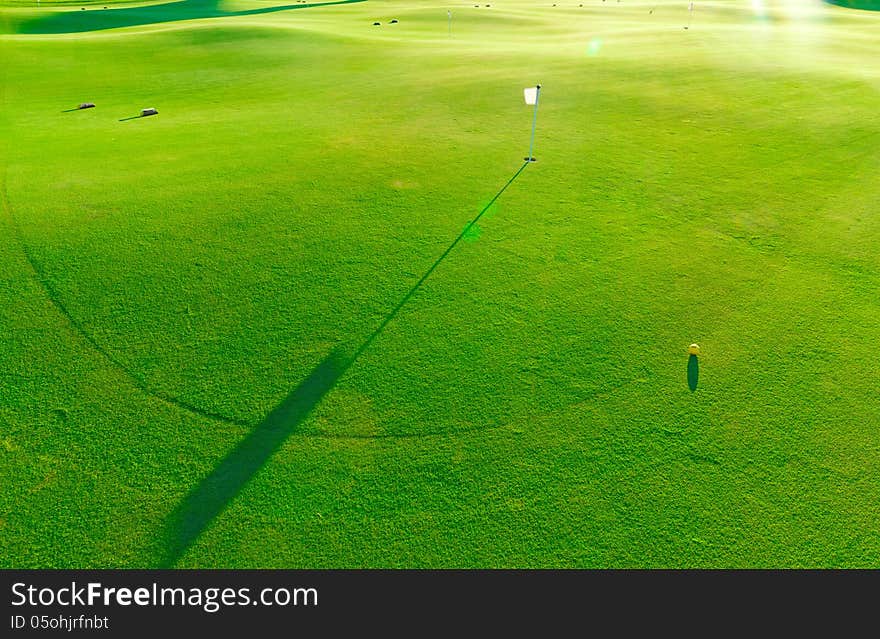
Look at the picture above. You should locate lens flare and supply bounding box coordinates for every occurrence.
[587,38,602,56]
[780,0,822,21]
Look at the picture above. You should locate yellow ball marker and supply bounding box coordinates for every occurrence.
[688,343,700,356]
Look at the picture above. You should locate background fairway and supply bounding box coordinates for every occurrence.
[2,0,879,567]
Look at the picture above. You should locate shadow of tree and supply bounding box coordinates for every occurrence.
[15,0,365,34]
[825,0,880,10]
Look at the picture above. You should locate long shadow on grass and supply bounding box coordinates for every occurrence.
[158,350,347,567]
[687,354,698,391]
[159,161,531,566]
[14,0,365,35]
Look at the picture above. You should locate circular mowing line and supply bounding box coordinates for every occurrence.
[0,171,248,427]
[303,421,508,440]
[0,175,508,441]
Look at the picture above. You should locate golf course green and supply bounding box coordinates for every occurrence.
[1,0,879,568]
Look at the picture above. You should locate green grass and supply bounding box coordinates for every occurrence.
[1,0,879,568]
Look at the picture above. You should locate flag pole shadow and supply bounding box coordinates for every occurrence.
[158,350,349,567]
[157,160,532,566]
[348,160,530,364]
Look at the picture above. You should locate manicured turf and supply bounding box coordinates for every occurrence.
[2,0,879,567]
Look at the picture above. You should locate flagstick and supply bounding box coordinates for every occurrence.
[448,9,452,37]
[525,85,541,162]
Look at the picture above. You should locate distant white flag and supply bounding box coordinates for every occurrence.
[524,87,539,105]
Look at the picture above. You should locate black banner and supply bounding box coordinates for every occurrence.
[0,570,875,634]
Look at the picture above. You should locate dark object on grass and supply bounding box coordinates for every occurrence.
[373,21,380,25]
[687,354,699,391]
[390,19,398,23]
[78,102,95,109]
[141,107,158,116]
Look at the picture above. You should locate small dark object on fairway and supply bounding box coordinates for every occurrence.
[141,107,158,116]
[78,102,95,109]
[373,21,380,25]
[389,18,398,23]
[687,354,699,391]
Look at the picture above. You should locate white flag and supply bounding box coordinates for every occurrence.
[524,87,539,105]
